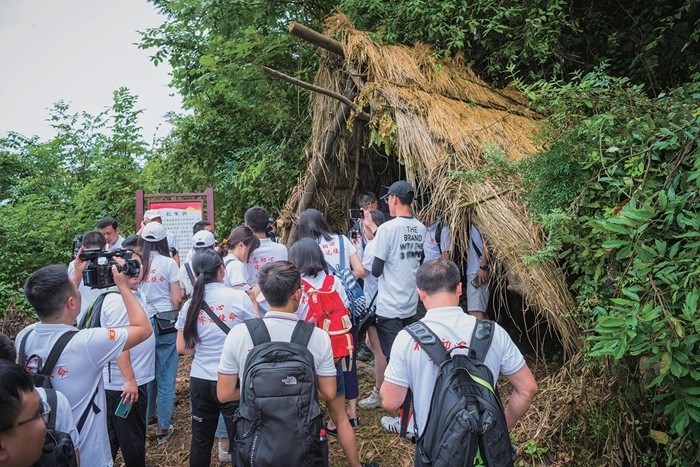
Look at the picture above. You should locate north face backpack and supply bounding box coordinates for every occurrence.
[301,274,354,361]
[405,320,515,467]
[31,388,78,467]
[325,235,367,324]
[234,319,326,467]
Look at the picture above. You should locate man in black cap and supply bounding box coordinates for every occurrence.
[358,180,426,410]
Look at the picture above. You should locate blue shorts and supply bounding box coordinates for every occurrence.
[335,362,345,398]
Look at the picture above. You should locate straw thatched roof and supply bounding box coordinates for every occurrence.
[279,13,582,356]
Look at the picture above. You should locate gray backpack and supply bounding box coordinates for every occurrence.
[234,319,326,467]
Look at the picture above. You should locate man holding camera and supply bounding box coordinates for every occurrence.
[67,230,107,325]
[15,258,152,467]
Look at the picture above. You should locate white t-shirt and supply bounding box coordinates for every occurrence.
[245,238,288,316]
[384,306,526,435]
[177,283,255,381]
[297,272,349,321]
[67,260,104,326]
[223,254,249,289]
[100,292,156,389]
[16,323,128,467]
[373,216,426,318]
[179,261,196,297]
[106,235,125,251]
[316,234,357,272]
[140,252,180,317]
[218,311,336,379]
[361,239,378,305]
[36,387,82,452]
[166,231,179,252]
[466,224,485,275]
[423,220,451,261]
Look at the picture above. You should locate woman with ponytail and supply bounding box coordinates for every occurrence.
[175,249,255,466]
[220,226,260,290]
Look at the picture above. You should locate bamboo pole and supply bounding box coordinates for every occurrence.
[288,22,344,57]
[262,66,370,121]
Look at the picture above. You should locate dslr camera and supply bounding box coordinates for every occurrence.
[79,248,141,289]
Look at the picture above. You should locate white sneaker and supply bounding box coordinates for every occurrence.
[218,440,232,462]
[358,387,382,409]
[156,424,174,445]
[381,416,416,442]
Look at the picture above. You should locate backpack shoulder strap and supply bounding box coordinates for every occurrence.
[405,322,449,365]
[41,331,79,377]
[201,300,230,335]
[76,386,100,433]
[43,388,58,431]
[469,319,495,362]
[79,290,118,329]
[321,274,335,291]
[337,235,346,270]
[290,320,315,348]
[17,328,34,366]
[245,319,271,346]
[224,258,237,268]
[185,263,195,285]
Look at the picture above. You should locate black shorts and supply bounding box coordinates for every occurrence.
[375,315,416,360]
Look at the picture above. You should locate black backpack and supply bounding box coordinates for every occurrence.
[405,320,515,467]
[31,388,79,467]
[234,319,326,467]
[77,289,119,329]
[18,331,84,467]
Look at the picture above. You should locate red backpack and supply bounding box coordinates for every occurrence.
[301,274,354,361]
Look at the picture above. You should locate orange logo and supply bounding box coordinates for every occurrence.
[108,329,116,341]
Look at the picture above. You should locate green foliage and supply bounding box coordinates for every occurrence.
[341,0,699,90]
[521,70,700,464]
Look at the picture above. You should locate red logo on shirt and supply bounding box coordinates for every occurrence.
[107,329,116,341]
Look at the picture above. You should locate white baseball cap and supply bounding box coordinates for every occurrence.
[141,222,167,242]
[192,230,216,248]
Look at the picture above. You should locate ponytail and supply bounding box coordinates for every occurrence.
[182,249,224,348]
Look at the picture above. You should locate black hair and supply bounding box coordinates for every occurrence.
[370,210,385,227]
[0,360,34,431]
[220,226,260,262]
[136,237,170,283]
[416,259,461,294]
[258,261,300,308]
[81,230,106,250]
[122,235,139,248]
[298,209,334,242]
[183,249,224,349]
[192,220,212,235]
[24,265,75,320]
[0,333,15,361]
[244,206,270,233]
[357,192,377,209]
[289,238,327,278]
[97,217,118,230]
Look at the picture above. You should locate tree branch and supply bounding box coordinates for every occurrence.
[288,22,344,57]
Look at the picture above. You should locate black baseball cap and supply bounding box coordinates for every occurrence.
[381,180,415,202]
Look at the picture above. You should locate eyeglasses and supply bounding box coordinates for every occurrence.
[0,399,50,432]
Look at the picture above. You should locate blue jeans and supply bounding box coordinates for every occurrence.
[147,318,179,430]
[215,414,227,438]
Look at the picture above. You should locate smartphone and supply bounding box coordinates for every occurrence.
[349,209,364,220]
[114,398,132,418]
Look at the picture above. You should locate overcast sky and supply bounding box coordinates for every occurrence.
[0,0,182,143]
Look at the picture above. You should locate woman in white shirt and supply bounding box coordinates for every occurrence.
[220,226,260,290]
[137,222,183,443]
[176,249,255,466]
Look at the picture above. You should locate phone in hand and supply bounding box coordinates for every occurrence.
[349,209,364,220]
[115,398,132,418]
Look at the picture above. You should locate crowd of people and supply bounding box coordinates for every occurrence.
[0,180,537,467]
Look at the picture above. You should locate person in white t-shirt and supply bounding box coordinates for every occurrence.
[184,220,215,264]
[180,229,218,298]
[15,260,152,467]
[98,217,125,252]
[137,222,183,443]
[99,250,155,467]
[221,226,260,291]
[243,206,288,316]
[140,209,181,267]
[217,261,339,458]
[68,230,107,326]
[359,180,427,410]
[466,224,490,320]
[380,259,538,443]
[176,249,255,466]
